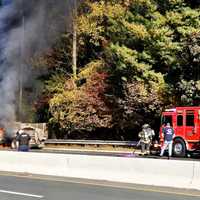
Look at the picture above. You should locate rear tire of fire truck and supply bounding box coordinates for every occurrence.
[173,138,186,157]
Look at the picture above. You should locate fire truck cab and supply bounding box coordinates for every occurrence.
[160,107,200,157]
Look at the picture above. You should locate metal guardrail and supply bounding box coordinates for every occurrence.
[45,139,138,147]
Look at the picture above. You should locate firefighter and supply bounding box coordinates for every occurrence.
[11,131,20,149]
[138,124,155,155]
[160,122,175,158]
[16,129,31,152]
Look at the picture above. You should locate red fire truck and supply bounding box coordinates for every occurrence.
[160,107,200,157]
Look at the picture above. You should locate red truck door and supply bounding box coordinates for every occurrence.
[185,110,199,142]
[175,111,184,138]
[160,112,175,141]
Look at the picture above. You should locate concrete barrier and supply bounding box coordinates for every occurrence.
[191,161,200,189]
[0,151,199,190]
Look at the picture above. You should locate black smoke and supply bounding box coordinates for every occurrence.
[0,0,75,126]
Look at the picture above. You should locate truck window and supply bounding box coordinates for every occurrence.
[186,112,194,126]
[162,115,172,125]
[177,115,183,126]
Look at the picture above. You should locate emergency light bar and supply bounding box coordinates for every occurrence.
[165,108,176,112]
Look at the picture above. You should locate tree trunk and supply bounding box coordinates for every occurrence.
[72,0,77,79]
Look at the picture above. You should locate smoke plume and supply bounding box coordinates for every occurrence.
[0,0,74,127]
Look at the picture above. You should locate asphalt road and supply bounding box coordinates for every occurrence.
[0,173,199,200]
[30,148,200,161]
[2,148,200,163]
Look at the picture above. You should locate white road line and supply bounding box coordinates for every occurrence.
[0,189,43,198]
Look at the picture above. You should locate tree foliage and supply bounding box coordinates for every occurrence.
[35,0,200,139]
[49,60,112,133]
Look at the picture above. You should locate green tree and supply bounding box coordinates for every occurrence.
[46,0,166,137]
[38,0,200,139]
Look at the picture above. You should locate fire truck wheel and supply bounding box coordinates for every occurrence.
[173,138,186,157]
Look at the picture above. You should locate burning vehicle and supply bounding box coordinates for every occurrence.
[1,122,48,149]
